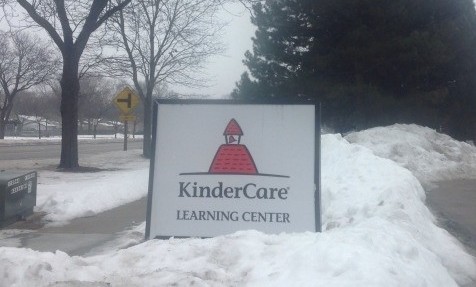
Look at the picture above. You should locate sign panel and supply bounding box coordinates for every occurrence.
[119,114,136,122]
[113,87,140,114]
[146,100,320,238]
[0,171,37,225]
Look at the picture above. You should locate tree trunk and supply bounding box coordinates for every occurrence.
[0,106,9,139]
[58,54,80,169]
[88,118,92,134]
[133,120,136,139]
[142,95,153,158]
[0,118,5,139]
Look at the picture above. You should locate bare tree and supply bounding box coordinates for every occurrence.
[0,30,57,139]
[78,76,117,138]
[29,96,48,139]
[1,0,132,168]
[13,90,60,138]
[103,0,226,157]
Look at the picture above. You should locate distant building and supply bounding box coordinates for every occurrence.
[14,115,61,137]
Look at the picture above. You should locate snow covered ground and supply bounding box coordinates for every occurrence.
[0,125,475,286]
[0,134,143,147]
[37,149,149,225]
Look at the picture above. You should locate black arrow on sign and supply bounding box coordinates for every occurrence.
[117,93,132,108]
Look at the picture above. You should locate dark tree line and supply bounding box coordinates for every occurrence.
[233,0,476,140]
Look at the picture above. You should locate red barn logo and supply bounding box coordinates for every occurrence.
[181,119,289,178]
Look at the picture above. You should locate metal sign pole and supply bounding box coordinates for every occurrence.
[124,120,128,151]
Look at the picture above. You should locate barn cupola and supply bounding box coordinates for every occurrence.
[208,118,258,175]
[223,118,243,144]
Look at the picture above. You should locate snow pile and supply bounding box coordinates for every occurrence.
[0,134,474,286]
[0,228,467,286]
[33,149,149,225]
[345,124,476,186]
[37,168,149,224]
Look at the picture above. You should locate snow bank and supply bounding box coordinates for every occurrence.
[345,124,476,186]
[34,149,149,225]
[37,168,149,224]
[0,134,474,286]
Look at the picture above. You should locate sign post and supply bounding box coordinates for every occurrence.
[123,120,128,151]
[146,99,321,239]
[113,87,140,151]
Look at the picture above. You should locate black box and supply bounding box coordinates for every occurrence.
[0,171,37,227]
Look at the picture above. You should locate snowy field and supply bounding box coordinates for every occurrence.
[0,134,143,147]
[0,124,475,286]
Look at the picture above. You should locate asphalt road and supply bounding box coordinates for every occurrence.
[0,140,143,161]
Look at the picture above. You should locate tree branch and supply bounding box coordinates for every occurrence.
[16,0,65,51]
[53,0,73,44]
[95,0,132,30]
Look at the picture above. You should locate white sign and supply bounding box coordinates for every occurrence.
[146,101,320,238]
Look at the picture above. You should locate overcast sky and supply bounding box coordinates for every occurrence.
[174,3,256,98]
[0,2,256,99]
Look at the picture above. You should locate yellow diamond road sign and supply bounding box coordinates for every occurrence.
[114,87,140,114]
